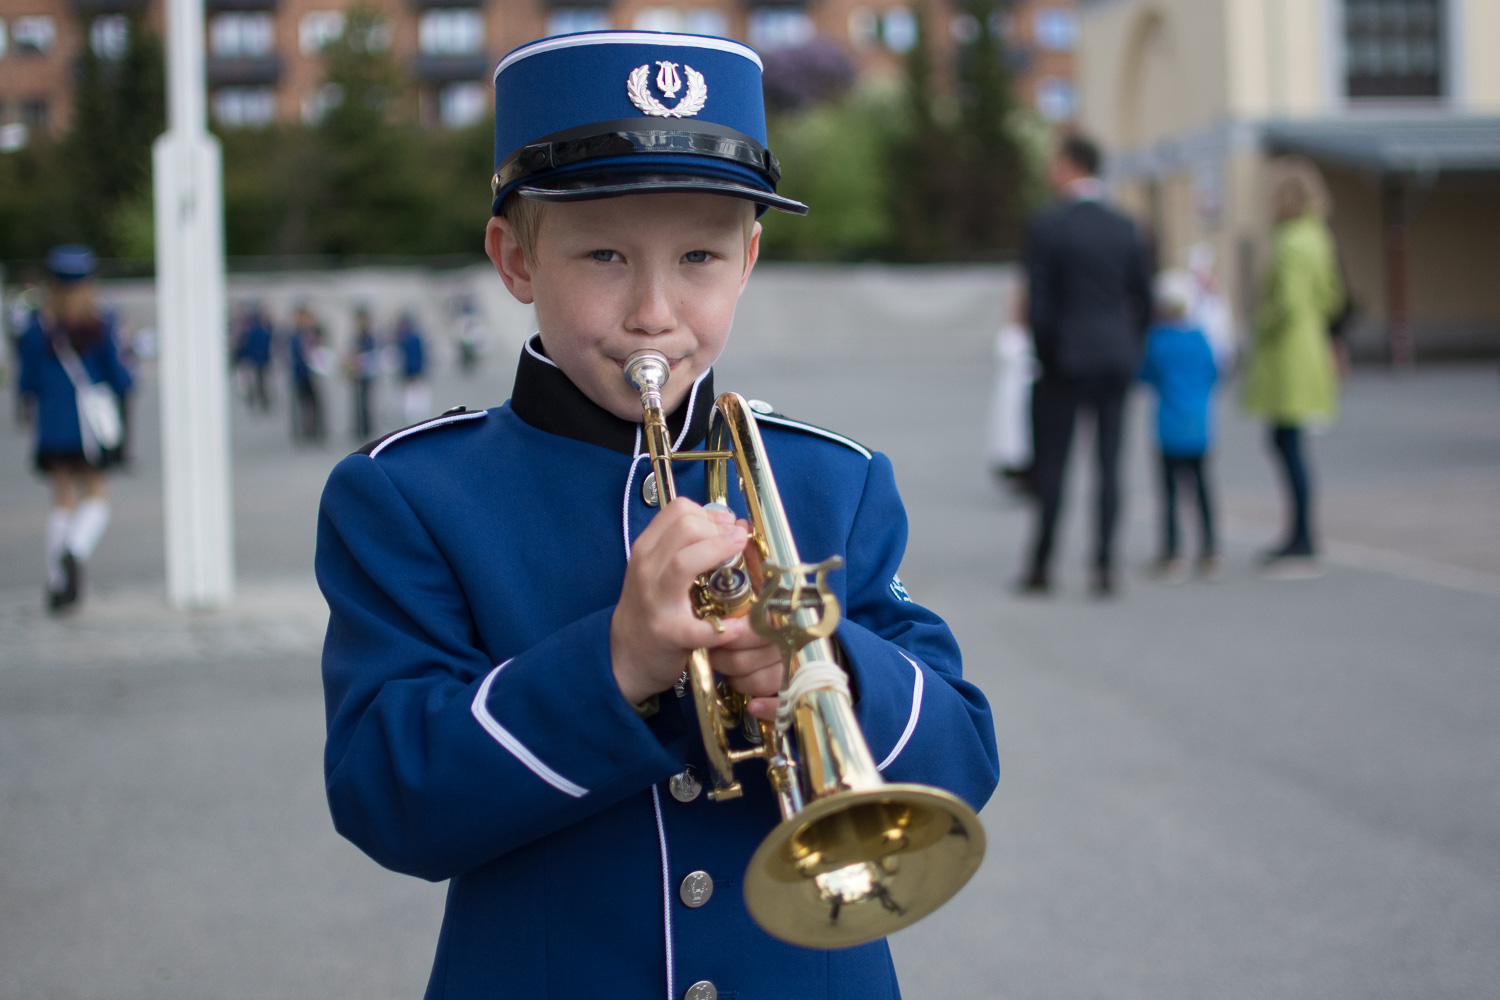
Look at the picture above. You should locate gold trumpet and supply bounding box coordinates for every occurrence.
[624,350,985,950]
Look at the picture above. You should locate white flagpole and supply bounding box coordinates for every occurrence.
[153,0,234,608]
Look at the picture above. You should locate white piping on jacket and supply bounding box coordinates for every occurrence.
[651,784,675,1000]
[752,413,872,459]
[875,652,925,772]
[471,660,588,797]
[367,410,488,459]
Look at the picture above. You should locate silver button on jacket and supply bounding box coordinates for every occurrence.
[679,870,714,907]
[669,766,702,802]
[683,981,718,1000]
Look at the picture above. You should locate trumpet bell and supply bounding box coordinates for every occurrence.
[743,784,986,949]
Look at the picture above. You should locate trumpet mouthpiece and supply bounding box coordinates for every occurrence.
[624,350,671,392]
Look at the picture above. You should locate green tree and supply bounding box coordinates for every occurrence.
[887,0,1029,261]
[299,6,431,256]
[64,12,165,258]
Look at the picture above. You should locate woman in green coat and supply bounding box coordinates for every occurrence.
[1243,167,1344,570]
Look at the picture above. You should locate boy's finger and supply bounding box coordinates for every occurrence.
[743,696,780,722]
[664,527,750,585]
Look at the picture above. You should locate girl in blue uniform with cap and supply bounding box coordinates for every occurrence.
[316,32,998,1000]
[16,245,134,611]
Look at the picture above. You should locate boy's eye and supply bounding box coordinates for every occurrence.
[683,250,711,264]
[591,249,620,262]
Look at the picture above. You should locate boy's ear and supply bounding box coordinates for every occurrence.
[740,220,762,294]
[486,216,534,305]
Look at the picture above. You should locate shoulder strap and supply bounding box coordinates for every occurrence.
[751,410,872,459]
[360,406,488,458]
[47,327,96,393]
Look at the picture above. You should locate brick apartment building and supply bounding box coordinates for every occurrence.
[0,0,1076,145]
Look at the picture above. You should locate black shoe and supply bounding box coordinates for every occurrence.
[1014,570,1051,596]
[49,552,81,613]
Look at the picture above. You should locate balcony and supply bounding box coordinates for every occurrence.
[70,0,147,12]
[412,54,490,83]
[206,55,282,87]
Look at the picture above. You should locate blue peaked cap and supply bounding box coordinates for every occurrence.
[45,244,97,282]
[491,32,807,216]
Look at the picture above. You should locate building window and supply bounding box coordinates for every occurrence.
[631,7,729,37]
[748,7,816,51]
[213,87,277,127]
[546,8,611,37]
[0,122,28,153]
[1345,0,1443,99]
[11,16,56,56]
[881,7,917,53]
[1033,8,1078,51]
[211,13,274,59]
[90,15,130,59]
[299,11,346,55]
[419,9,484,56]
[439,81,488,127]
[1035,76,1075,121]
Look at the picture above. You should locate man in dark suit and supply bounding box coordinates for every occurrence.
[1020,135,1152,596]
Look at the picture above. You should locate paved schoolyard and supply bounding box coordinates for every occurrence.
[1,266,1497,998]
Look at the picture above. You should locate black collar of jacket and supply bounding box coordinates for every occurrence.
[509,335,714,456]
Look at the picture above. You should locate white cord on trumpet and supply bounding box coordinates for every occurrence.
[775,659,851,735]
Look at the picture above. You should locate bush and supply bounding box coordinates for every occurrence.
[759,83,905,261]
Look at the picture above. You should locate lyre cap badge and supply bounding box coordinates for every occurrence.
[628,61,708,118]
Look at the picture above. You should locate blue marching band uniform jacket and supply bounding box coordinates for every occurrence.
[317,337,999,999]
[16,316,133,456]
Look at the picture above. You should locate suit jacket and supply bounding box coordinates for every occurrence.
[316,339,1000,999]
[1024,197,1152,379]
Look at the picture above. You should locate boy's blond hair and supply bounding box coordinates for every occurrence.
[500,194,547,268]
[499,192,759,269]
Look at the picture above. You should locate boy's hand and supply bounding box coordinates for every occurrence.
[708,626,785,722]
[610,499,752,706]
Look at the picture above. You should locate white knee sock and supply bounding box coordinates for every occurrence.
[66,498,110,562]
[46,508,73,588]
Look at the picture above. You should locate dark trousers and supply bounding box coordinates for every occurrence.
[1269,424,1314,554]
[293,379,323,443]
[1027,371,1131,575]
[249,364,271,411]
[1159,453,1216,560]
[353,378,373,441]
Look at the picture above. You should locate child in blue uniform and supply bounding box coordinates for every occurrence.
[1138,269,1221,581]
[16,245,133,611]
[316,32,998,1000]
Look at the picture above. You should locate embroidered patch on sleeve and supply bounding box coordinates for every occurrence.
[890,575,912,602]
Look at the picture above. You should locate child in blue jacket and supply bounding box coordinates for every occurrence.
[1139,269,1221,580]
[314,32,998,1000]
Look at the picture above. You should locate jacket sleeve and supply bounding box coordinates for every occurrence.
[1023,215,1057,370]
[17,327,41,398]
[101,326,133,398]
[834,452,999,812]
[317,454,684,882]
[1129,228,1153,343]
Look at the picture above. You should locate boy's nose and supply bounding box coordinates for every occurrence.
[625,272,677,336]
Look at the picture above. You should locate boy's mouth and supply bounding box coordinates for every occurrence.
[614,355,683,371]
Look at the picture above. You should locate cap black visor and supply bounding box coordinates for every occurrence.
[516,172,808,216]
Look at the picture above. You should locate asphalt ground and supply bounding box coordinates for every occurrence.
[1,266,1497,998]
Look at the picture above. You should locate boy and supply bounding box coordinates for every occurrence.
[316,32,997,1000]
[1138,269,1221,581]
